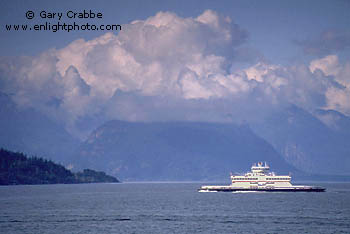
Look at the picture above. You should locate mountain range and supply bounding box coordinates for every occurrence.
[1,91,349,181]
[251,105,350,175]
[73,120,296,181]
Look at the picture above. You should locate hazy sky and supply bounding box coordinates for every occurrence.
[1,0,350,138]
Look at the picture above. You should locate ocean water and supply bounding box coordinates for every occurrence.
[0,182,349,234]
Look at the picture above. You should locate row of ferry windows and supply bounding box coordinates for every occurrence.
[267,178,290,180]
[233,178,258,180]
[233,178,289,180]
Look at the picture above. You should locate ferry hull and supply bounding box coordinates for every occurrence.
[198,187,326,192]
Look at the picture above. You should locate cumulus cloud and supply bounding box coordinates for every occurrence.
[309,55,350,115]
[309,55,341,76]
[1,10,349,138]
[54,10,248,100]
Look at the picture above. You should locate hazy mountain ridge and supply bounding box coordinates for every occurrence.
[251,105,350,175]
[313,109,350,138]
[2,89,349,180]
[75,120,295,181]
[0,93,80,164]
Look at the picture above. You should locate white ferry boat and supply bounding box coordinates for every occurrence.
[199,162,325,192]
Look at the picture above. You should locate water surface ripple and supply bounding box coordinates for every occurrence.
[0,182,349,233]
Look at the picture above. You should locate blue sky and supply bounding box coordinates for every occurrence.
[1,0,350,138]
[2,0,349,64]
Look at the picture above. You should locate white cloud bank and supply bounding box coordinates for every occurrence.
[310,55,350,114]
[0,10,349,137]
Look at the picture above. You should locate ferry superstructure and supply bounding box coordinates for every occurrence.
[199,162,325,192]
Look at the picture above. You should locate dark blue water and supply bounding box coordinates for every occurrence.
[1,182,349,233]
